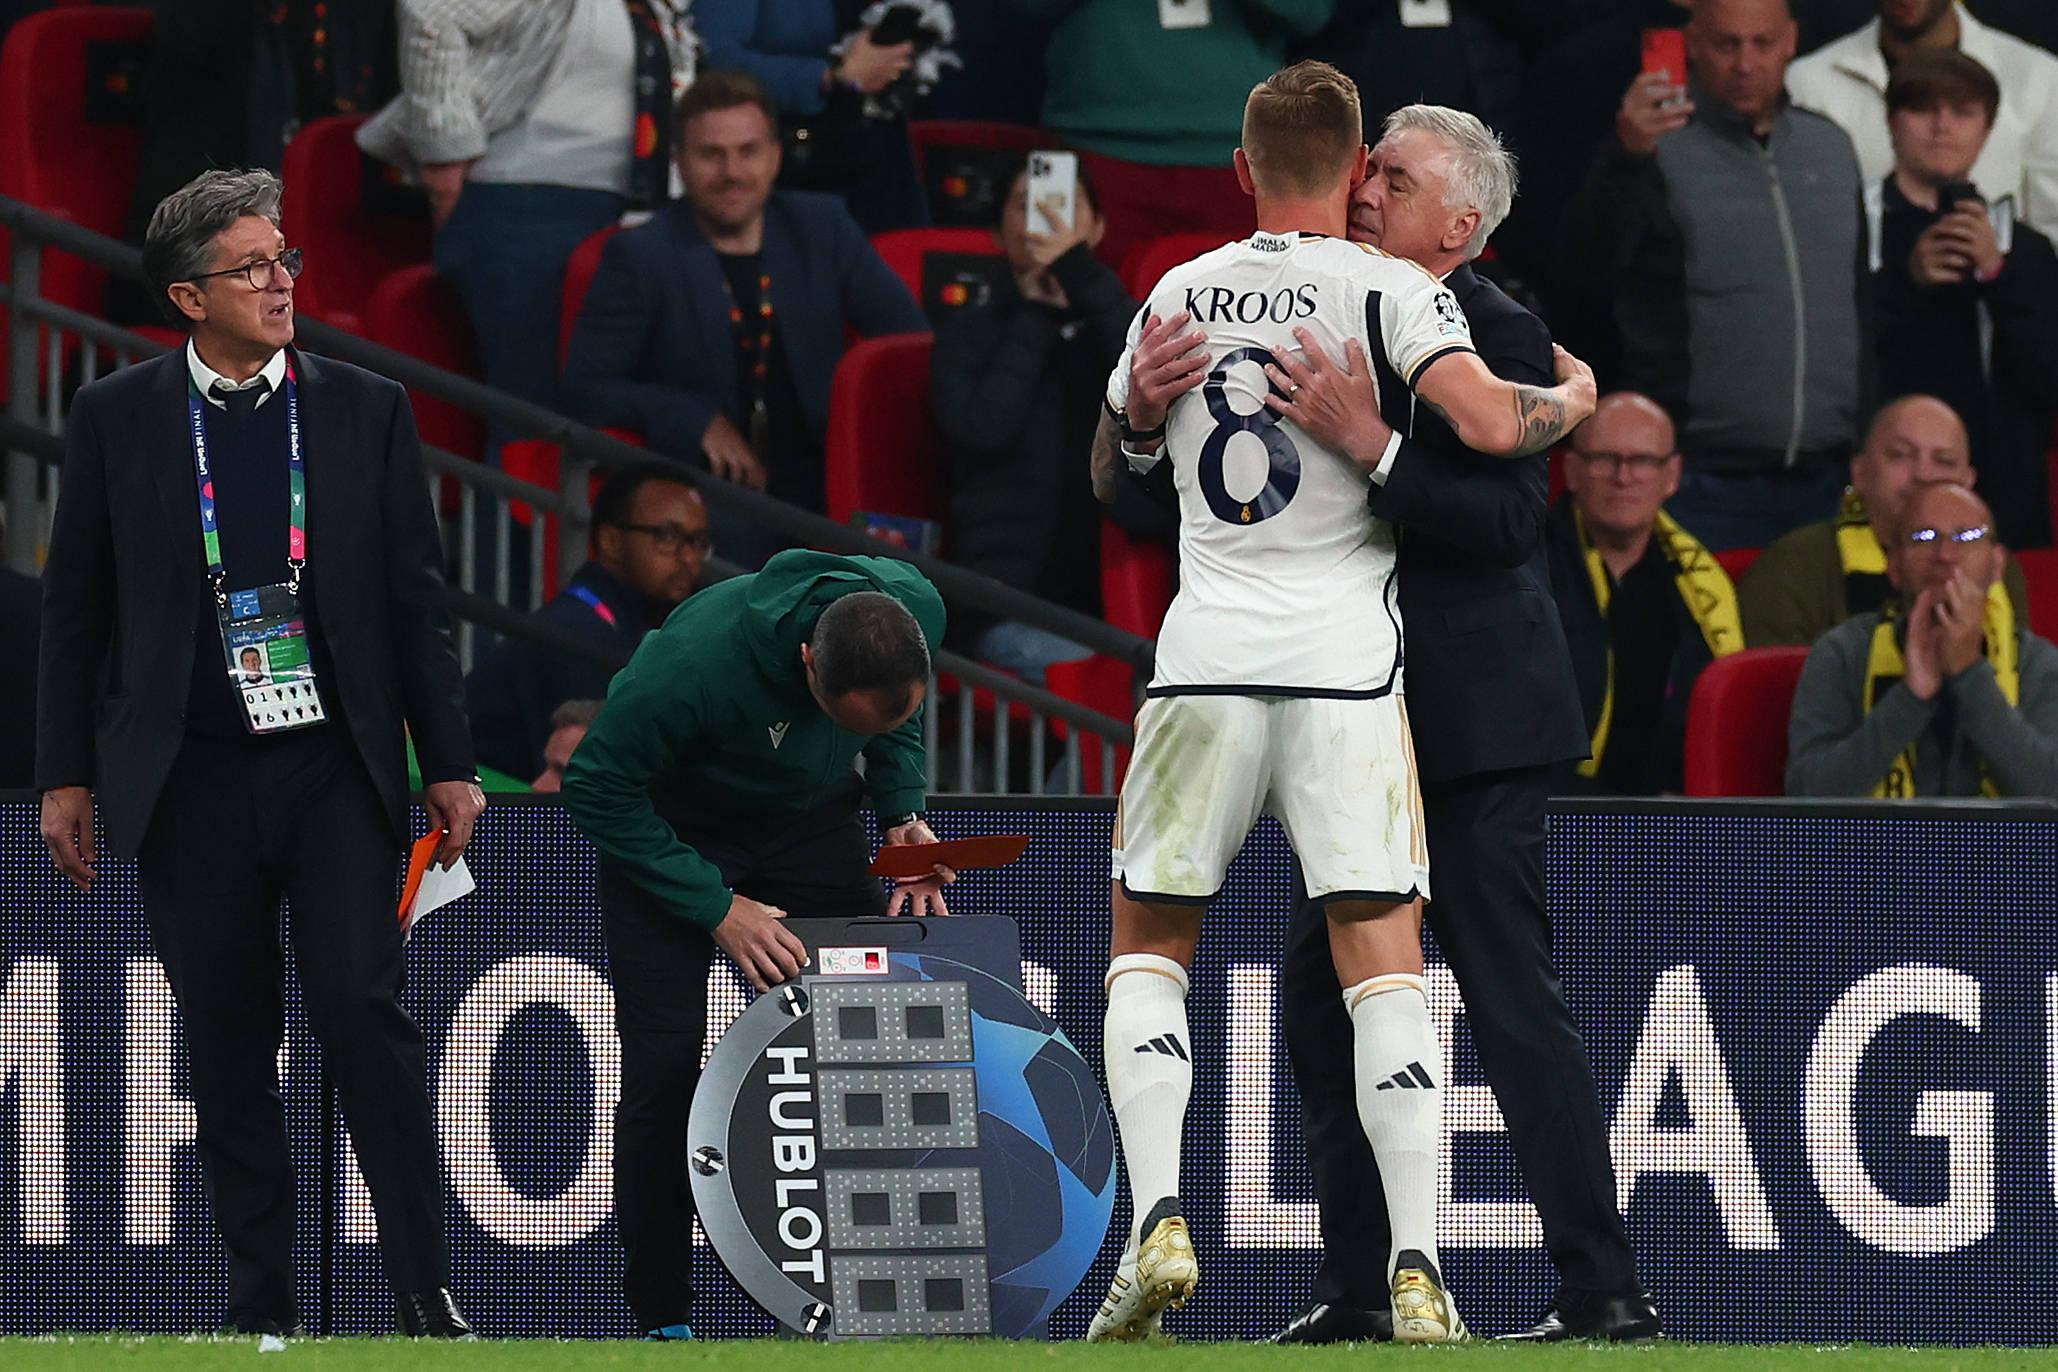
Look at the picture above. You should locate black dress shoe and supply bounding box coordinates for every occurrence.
[396,1288,478,1339]
[1499,1289,1662,1342]
[1270,1301,1394,1344]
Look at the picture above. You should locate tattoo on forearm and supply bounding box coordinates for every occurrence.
[1417,394,1455,431]
[1090,411,1121,504]
[1512,385,1574,456]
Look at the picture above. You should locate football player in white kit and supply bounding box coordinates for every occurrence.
[1083,62,1597,1345]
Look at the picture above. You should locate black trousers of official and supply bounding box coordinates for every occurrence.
[136,728,445,1329]
[1282,765,1635,1307]
[603,798,887,1332]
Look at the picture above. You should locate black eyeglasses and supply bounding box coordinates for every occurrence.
[620,522,713,554]
[188,248,303,290]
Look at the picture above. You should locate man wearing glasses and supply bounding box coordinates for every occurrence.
[1737,395,2033,648]
[1545,391,1744,795]
[1787,479,2058,795]
[37,169,482,1339]
[467,464,710,779]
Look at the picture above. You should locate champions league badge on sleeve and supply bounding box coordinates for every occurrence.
[687,917,1115,1339]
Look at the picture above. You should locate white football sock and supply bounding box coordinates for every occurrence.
[1346,973,1443,1280]
[1103,953,1192,1251]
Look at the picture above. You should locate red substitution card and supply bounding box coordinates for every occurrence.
[869,835,1031,878]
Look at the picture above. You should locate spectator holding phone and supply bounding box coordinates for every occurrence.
[930,158,1171,685]
[1016,0,1334,273]
[1557,0,1868,552]
[1869,49,2058,549]
[700,0,951,232]
[1787,0,2058,237]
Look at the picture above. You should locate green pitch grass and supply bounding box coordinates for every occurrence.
[4,1338,2053,1372]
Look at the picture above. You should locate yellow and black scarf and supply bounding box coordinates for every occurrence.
[1574,509,1745,778]
[1863,587,2018,797]
[1833,488,1894,615]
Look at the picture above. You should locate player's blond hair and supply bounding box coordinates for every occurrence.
[1241,61,1363,200]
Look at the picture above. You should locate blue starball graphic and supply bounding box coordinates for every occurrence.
[906,954,1117,1334]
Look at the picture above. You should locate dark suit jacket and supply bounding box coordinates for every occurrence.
[36,348,474,853]
[1366,263,1589,784]
[465,559,650,780]
[0,567,39,789]
[560,193,928,459]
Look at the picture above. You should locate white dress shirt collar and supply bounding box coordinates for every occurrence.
[186,339,288,408]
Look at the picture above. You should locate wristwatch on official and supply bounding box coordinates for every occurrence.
[1105,397,1166,445]
[882,811,924,830]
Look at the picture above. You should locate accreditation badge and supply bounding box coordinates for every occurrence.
[216,583,328,735]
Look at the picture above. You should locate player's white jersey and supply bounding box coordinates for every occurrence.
[1108,230,1475,696]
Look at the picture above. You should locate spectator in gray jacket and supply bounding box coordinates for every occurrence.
[1558,0,1869,552]
[1787,480,2058,797]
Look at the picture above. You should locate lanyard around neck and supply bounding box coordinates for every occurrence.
[186,359,305,602]
[721,265,775,410]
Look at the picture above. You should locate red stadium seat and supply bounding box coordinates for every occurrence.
[1101,522,1175,639]
[869,227,1004,307]
[2012,547,2058,640]
[907,120,1049,173]
[1045,654,1135,793]
[557,224,622,373]
[824,332,945,529]
[0,6,151,398]
[280,115,430,336]
[363,265,485,465]
[1120,232,1236,300]
[1715,546,1761,583]
[1682,645,1812,797]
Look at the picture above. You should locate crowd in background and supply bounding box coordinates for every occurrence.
[3,0,2056,801]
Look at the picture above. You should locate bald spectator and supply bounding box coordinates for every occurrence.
[532,699,603,793]
[1559,0,1868,551]
[1739,395,2031,645]
[1787,480,2058,796]
[467,466,709,780]
[1547,394,1744,794]
[1869,50,2058,549]
[1787,0,2058,236]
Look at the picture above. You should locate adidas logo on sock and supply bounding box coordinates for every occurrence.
[1134,1034,1189,1061]
[1374,1061,1437,1091]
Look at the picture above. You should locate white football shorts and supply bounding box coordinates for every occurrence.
[1112,693,1429,904]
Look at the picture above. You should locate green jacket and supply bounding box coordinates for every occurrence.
[1018,0,1333,167]
[560,550,946,930]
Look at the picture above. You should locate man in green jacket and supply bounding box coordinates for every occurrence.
[560,548,950,1340]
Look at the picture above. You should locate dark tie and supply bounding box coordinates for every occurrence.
[212,379,269,416]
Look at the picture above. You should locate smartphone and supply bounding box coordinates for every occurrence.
[1025,150,1078,236]
[1641,27,1687,88]
[868,3,929,49]
[1937,179,1984,210]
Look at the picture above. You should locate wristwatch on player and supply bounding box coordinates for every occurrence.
[1105,397,1166,444]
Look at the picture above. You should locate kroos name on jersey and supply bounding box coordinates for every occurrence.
[1181,283,1320,326]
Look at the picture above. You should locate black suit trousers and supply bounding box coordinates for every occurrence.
[136,727,445,1326]
[603,798,887,1331]
[1282,765,1634,1305]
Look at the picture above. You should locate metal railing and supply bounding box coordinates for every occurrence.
[0,195,1148,794]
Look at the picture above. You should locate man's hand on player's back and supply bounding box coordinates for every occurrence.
[1262,326,1393,473]
[1125,310,1212,436]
